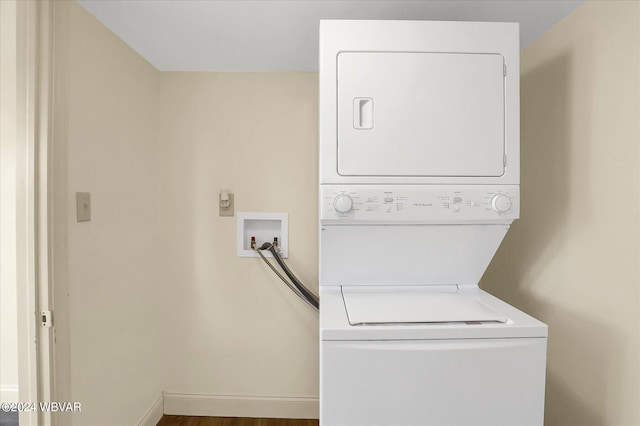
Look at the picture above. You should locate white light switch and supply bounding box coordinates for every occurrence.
[76,192,91,222]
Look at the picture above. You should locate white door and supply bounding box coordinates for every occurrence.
[337,52,505,177]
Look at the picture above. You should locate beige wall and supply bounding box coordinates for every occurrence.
[54,2,320,420]
[481,1,640,425]
[53,2,164,424]
[157,73,320,407]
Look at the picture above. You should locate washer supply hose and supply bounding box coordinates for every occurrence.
[268,245,319,307]
[256,243,319,311]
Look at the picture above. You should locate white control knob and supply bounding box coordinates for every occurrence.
[491,194,512,213]
[333,194,354,214]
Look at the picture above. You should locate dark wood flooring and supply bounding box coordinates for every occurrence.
[157,416,319,426]
[0,411,19,426]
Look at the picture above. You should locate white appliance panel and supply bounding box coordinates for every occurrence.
[342,286,507,325]
[320,224,509,286]
[319,20,520,185]
[321,185,519,223]
[321,338,547,426]
[337,52,505,177]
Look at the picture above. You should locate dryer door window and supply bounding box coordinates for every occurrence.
[337,52,505,177]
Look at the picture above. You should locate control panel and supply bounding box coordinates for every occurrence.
[321,185,519,223]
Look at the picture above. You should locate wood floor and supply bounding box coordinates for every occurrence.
[157,416,319,426]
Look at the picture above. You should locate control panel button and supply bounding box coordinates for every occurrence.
[383,196,394,203]
[333,194,354,214]
[491,194,512,213]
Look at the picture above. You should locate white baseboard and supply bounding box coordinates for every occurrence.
[137,395,164,426]
[0,386,19,403]
[163,392,319,419]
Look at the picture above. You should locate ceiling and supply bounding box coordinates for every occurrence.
[77,0,585,72]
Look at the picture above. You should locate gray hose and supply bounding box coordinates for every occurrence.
[254,247,318,311]
[268,246,319,308]
[257,243,319,310]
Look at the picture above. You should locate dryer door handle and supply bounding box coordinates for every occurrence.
[353,97,373,130]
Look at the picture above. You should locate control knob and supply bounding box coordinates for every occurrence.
[491,194,512,213]
[333,194,354,214]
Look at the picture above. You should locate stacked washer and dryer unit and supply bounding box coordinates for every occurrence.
[319,21,548,426]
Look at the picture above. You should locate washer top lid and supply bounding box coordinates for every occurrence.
[342,286,507,326]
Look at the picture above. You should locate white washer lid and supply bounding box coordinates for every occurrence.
[342,286,508,326]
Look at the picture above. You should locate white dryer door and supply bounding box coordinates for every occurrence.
[337,52,505,177]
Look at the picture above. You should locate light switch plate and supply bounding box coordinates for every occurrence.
[220,193,234,217]
[76,192,91,222]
